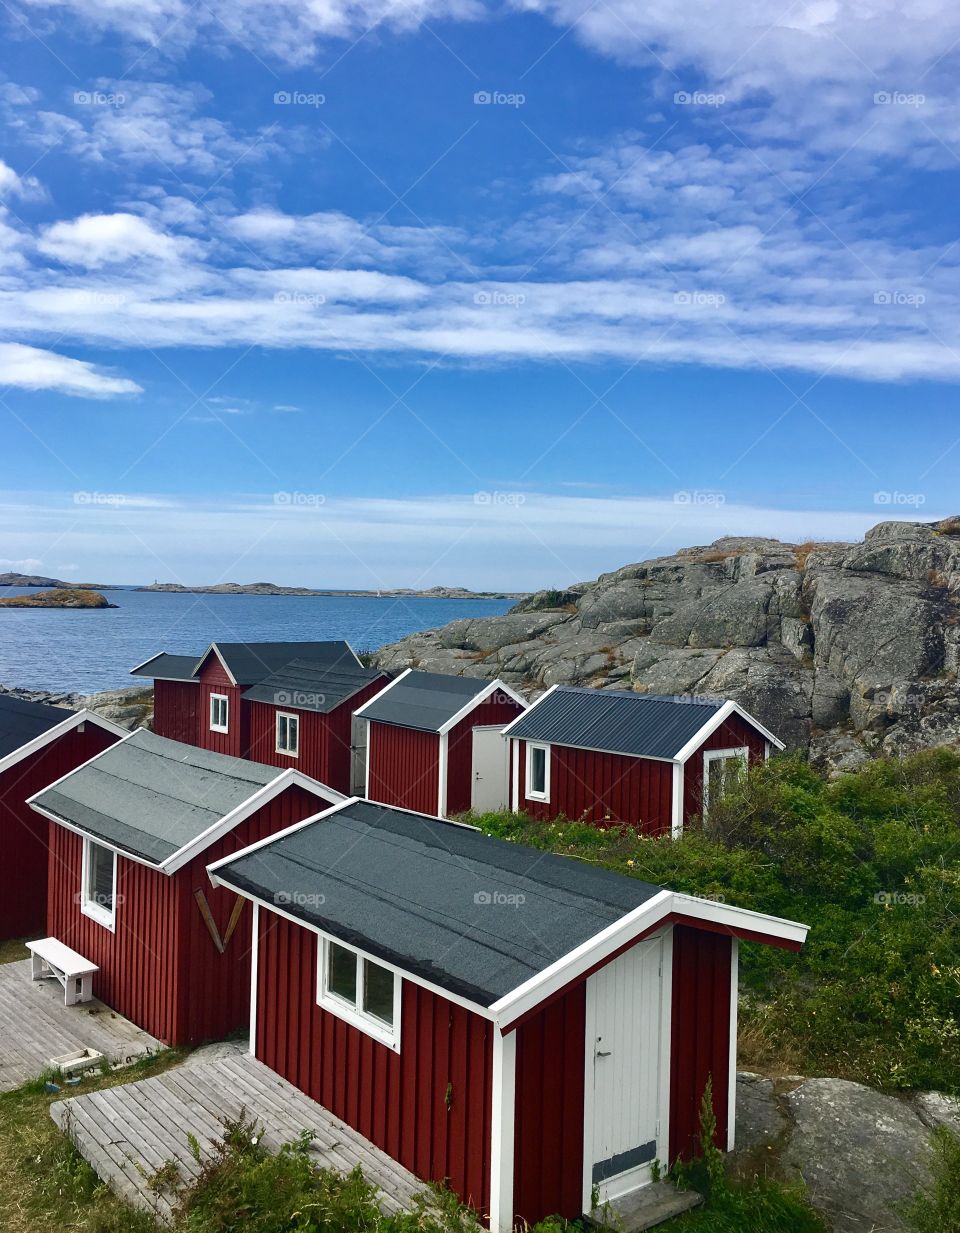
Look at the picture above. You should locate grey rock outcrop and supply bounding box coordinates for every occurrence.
[0,683,153,731]
[372,517,960,763]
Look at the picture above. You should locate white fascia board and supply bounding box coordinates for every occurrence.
[670,893,808,947]
[500,682,560,738]
[129,652,167,674]
[438,678,527,736]
[675,699,785,764]
[0,708,128,777]
[194,643,238,685]
[351,667,413,719]
[162,769,345,874]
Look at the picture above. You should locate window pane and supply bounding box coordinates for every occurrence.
[89,844,114,911]
[530,746,546,793]
[277,715,287,746]
[362,959,394,1025]
[289,716,298,752]
[327,942,357,1005]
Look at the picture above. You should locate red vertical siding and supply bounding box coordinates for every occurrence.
[197,656,246,758]
[245,677,387,795]
[255,910,493,1211]
[669,925,732,1163]
[517,740,674,834]
[513,981,586,1224]
[444,694,525,816]
[0,722,120,940]
[367,721,440,814]
[152,680,200,745]
[45,782,330,1046]
[682,715,767,824]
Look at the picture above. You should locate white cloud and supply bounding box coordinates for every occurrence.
[37,212,187,266]
[0,343,142,396]
[0,556,43,571]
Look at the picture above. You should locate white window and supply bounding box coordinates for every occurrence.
[525,742,550,802]
[276,712,299,757]
[209,693,229,733]
[81,838,117,930]
[702,747,750,814]
[317,937,401,1050]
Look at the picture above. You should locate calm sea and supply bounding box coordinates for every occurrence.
[0,588,513,694]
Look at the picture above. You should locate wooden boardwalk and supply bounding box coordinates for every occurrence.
[0,959,160,1092]
[50,1046,428,1222]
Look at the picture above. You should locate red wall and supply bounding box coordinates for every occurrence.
[367,721,439,814]
[255,910,494,1212]
[513,981,586,1224]
[669,925,732,1163]
[46,782,327,1046]
[516,740,674,834]
[0,722,120,940]
[246,677,387,795]
[682,715,768,824]
[197,656,246,758]
[444,695,525,816]
[152,680,199,745]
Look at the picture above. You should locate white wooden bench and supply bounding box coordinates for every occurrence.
[27,937,98,1006]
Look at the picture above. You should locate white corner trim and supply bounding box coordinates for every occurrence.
[727,938,739,1152]
[510,738,519,813]
[489,1025,517,1233]
[0,707,128,777]
[351,667,413,720]
[671,761,684,839]
[249,901,260,1055]
[364,718,372,800]
[438,731,448,816]
[500,682,560,738]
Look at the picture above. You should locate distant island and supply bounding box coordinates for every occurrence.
[0,588,116,609]
[0,571,107,589]
[136,581,527,599]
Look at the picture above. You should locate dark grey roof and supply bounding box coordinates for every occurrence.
[130,653,199,682]
[199,641,361,685]
[214,799,663,1006]
[31,729,281,867]
[359,671,493,733]
[242,660,388,714]
[505,686,726,760]
[0,694,71,761]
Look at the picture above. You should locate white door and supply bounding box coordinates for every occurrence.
[471,726,508,812]
[584,936,667,1206]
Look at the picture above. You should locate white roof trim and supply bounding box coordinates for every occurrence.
[342,640,364,668]
[350,667,413,719]
[1,709,128,778]
[194,643,238,685]
[500,682,560,737]
[674,699,785,763]
[438,678,527,735]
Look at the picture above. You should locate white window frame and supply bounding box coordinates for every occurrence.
[209,693,230,733]
[317,936,402,1052]
[275,711,300,757]
[80,837,117,931]
[524,741,551,803]
[702,746,750,814]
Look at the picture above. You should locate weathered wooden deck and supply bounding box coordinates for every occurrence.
[50,1045,428,1222]
[0,958,160,1092]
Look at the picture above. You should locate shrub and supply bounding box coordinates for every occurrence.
[903,1127,960,1233]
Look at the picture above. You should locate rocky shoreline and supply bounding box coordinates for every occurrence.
[0,683,154,730]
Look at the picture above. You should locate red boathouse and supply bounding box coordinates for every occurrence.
[208,798,808,1231]
[502,687,784,836]
[355,670,527,816]
[28,729,344,1046]
[0,697,126,940]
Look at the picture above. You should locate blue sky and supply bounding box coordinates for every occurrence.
[0,0,958,588]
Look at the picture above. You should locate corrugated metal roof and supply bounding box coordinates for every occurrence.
[505,686,725,760]
[130,653,199,682]
[216,800,663,1006]
[359,671,491,733]
[242,660,389,714]
[201,641,361,684]
[0,694,70,760]
[32,729,280,866]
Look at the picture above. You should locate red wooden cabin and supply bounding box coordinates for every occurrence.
[28,729,344,1046]
[355,670,527,817]
[0,697,126,940]
[502,687,784,837]
[208,799,807,1231]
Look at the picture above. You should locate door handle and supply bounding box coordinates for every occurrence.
[596,1050,612,1058]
